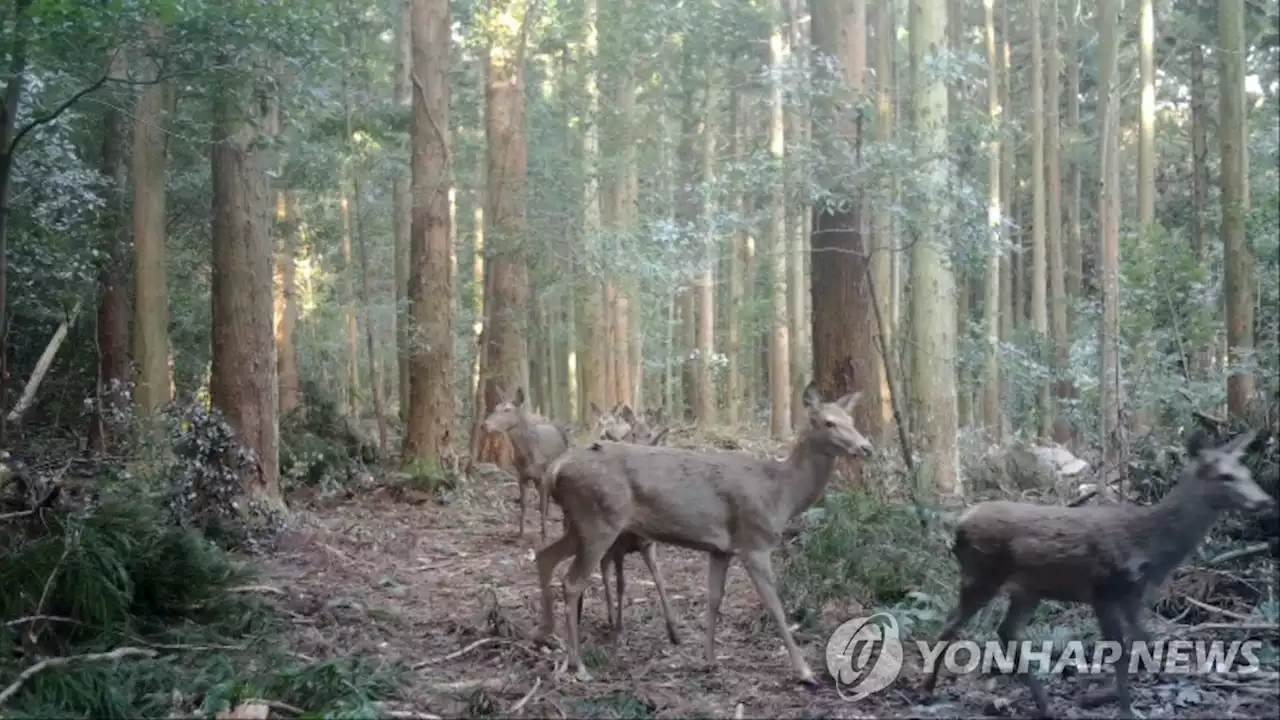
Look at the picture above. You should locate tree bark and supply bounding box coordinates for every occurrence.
[910,0,958,494]
[726,85,744,426]
[1065,0,1082,315]
[210,72,281,503]
[394,0,412,421]
[404,0,456,463]
[1030,0,1049,436]
[133,21,170,419]
[577,0,606,426]
[1096,0,1123,476]
[275,191,300,418]
[1189,22,1209,378]
[1138,0,1156,234]
[1047,0,1070,443]
[695,72,717,426]
[982,0,1001,444]
[768,0,792,438]
[90,48,131,453]
[1219,0,1253,418]
[873,0,895,432]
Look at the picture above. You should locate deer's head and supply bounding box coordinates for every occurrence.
[801,382,874,459]
[593,402,637,442]
[483,386,528,435]
[1187,429,1274,513]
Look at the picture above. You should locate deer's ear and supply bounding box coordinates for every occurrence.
[618,404,636,423]
[803,382,823,411]
[650,427,670,446]
[590,402,602,415]
[514,387,525,405]
[835,391,862,414]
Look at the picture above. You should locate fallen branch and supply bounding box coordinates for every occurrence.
[412,637,502,668]
[6,299,82,425]
[225,584,286,596]
[1209,542,1270,566]
[1175,622,1279,637]
[239,698,305,716]
[506,677,540,715]
[3,614,78,628]
[1183,596,1255,623]
[1068,489,1098,507]
[0,647,157,707]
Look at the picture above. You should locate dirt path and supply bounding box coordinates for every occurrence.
[254,484,1278,719]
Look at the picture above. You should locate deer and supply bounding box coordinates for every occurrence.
[480,386,571,541]
[921,429,1275,719]
[565,408,679,646]
[537,381,874,682]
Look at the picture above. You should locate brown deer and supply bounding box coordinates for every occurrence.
[480,386,570,541]
[538,382,874,682]
[568,411,679,646]
[921,429,1274,719]
[591,403,669,447]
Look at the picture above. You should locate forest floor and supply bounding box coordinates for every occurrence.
[253,479,1280,719]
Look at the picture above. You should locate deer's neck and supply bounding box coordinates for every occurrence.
[1132,472,1220,585]
[507,418,539,466]
[777,436,837,521]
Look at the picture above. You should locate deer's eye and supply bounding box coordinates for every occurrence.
[825,420,836,428]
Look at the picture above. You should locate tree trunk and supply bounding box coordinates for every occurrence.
[1219,0,1253,419]
[394,0,412,421]
[90,49,131,453]
[481,0,530,413]
[873,0,895,432]
[133,21,170,419]
[577,0,605,426]
[352,175,389,453]
[403,0,455,463]
[275,191,300,418]
[726,86,744,427]
[1096,0,1123,476]
[982,0,1001,444]
[811,0,879,450]
[1046,0,1070,443]
[1138,0,1155,235]
[768,0,792,438]
[210,73,280,504]
[1065,0,1082,317]
[1189,24,1209,378]
[999,0,1016,350]
[696,72,717,426]
[910,0,958,494]
[1029,0,1049,437]
[786,3,806,425]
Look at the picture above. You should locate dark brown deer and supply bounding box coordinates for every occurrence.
[921,429,1274,719]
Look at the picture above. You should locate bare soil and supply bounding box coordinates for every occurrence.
[254,480,1279,719]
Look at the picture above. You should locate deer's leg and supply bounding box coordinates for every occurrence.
[997,590,1048,718]
[741,549,816,685]
[704,551,731,668]
[922,577,1000,695]
[516,478,529,540]
[1081,601,1136,719]
[536,533,577,640]
[538,479,549,542]
[639,541,680,645]
[598,554,615,633]
[612,551,626,642]
[563,525,618,682]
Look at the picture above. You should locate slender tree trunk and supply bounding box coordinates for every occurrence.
[768,0,792,438]
[210,69,280,503]
[1138,0,1155,235]
[1189,27,1209,378]
[982,0,1001,444]
[786,2,806,424]
[1029,0,1049,437]
[404,0,455,463]
[352,176,389,452]
[275,191,300,418]
[394,0,412,421]
[1096,0,1122,476]
[726,86,744,426]
[1065,0,1082,315]
[578,0,605,425]
[90,49,132,453]
[133,21,170,419]
[696,73,718,426]
[1046,0,1070,443]
[873,0,895,432]
[1219,0,1253,419]
[999,0,1015,349]
[910,0,958,494]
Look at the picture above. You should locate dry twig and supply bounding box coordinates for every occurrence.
[225,584,286,596]
[1183,596,1256,623]
[1209,542,1270,566]
[506,677,541,715]
[0,647,158,707]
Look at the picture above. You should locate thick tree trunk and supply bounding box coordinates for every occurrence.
[910,0,958,494]
[1219,0,1253,418]
[133,21,170,419]
[1096,0,1123,475]
[404,0,456,463]
[811,0,879,449]
[210,78,280,503]
[577,0,605,426]
[394,0,412,421]
[90,49,131,453]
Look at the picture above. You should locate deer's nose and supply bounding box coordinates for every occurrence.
[856,441,874,459]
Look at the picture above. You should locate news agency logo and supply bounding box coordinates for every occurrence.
[824,612,905,701]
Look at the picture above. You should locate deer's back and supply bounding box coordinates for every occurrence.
[553,442,782,554]
[957,500,1153,603]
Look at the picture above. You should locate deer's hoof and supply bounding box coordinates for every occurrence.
[574,666,594,683]
[667,629,681,646]
[797,668,819,686]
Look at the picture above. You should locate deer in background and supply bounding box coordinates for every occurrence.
[921,429,1274,719]
[539,382,874,682]
[591,403,669,446]
[480,386,570,541]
